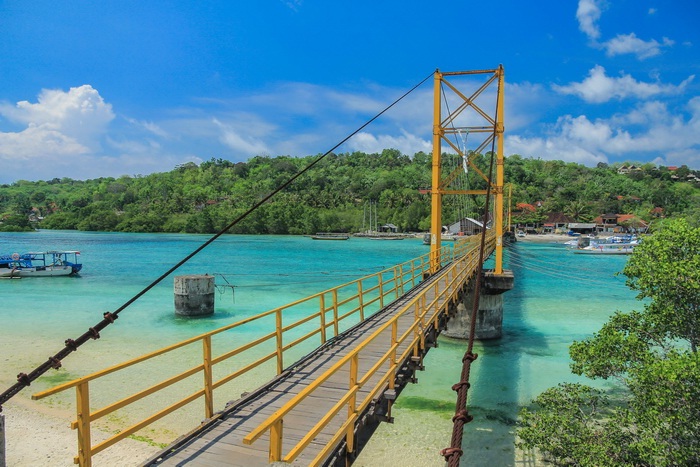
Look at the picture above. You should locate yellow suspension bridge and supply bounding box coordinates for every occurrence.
[2,67,513,466]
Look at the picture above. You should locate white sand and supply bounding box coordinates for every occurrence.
[2,396,160,466]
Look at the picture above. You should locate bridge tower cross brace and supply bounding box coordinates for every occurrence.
[429,66,505,275]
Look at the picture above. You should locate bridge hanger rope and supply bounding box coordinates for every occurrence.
[0,70,435,411]
[440,84,475,231]
[441,75,501,467]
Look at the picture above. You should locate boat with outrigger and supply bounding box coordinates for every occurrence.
[0,251,82,278]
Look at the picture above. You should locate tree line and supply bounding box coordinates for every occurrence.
[1,150,699,233]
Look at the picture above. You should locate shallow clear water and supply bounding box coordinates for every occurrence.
[0,232,638,465]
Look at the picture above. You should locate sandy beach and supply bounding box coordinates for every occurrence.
[2,396,160,466]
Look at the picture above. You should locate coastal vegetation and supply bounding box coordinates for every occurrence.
[517,218,700,466]
[0,151,699,233]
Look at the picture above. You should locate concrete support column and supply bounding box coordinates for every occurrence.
[174,275,215,317]
[444,269,514,340]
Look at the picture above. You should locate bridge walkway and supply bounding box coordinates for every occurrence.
[147,254,469,466]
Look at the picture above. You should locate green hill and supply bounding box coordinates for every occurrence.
[1,151,698,233]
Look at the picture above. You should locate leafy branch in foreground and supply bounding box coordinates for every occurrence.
[517,218,700,466]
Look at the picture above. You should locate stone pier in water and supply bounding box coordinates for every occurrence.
[174,274,215,317]
[444,269,514,340]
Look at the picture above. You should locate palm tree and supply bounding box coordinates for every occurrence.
[565,200,593,222]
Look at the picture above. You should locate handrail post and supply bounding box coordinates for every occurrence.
[275,309,283,374]
[75,381,92,467]
[269,419,283,462]
[393,266,400,299]
[319,295,327,344]
[346,354,359,455]
[414,301,423,354]
[389,321,398,391]
[203,335,214,419]
[378,272,385,308]
[411,260,418,288]
[357,281,364,321]
[332,289,339,337]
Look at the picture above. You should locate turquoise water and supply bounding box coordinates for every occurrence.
[0,232,638,465]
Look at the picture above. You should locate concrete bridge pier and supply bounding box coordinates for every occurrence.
[444,269,514,340]
[174,275,215,317]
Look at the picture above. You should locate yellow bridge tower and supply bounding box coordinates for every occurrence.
[429,66,506,274]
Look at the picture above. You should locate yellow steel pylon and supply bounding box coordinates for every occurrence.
[429,66,505,274]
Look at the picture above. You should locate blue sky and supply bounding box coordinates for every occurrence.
[1,0,698,183]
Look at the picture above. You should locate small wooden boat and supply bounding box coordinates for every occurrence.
[310,233,350,240]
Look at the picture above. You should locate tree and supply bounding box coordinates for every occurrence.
[622,218,700,351]
[564,200,592,222]
[517,218,700,466]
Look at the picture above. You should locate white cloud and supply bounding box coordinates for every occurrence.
[553,65,694,103]
[213,118,271,155]
[347,129,431,156]
[506,82,551,131]
[0,85,115,170]
[602,33,674,59]
[0,124,88,160]
[126,117,169,138]
[205,80,434,157]
[576,0,674,60]
[576,0,602,40]
[506,97,700,167]
[0,85,114,150]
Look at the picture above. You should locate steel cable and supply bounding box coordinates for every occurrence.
[441,69,501,467]
[0,70,435,410]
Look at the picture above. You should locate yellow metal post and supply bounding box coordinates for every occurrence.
[357,281,365,321]
[346,354,359,454]
[319,295,327,344]
[75,381,92,467]
[332,289,339,337]
[269,419,283,462]
[203,336,214,419]
[494,65,505,275]
[430,70,443,274]
[275,309,283,374]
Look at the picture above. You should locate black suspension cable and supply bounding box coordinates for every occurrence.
[442,69,502,467]
[0,70,435,410]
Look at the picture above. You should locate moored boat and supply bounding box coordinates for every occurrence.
[310,233,350,240]
[572,236,638,255]
[0,251,82,277]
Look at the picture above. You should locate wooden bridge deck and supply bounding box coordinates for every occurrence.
[145,265,463,466]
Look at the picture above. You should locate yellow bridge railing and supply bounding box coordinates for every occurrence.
[244,235,493,464]
[31,235,493,466]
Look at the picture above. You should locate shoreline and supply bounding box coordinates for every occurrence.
[515,233,574,244]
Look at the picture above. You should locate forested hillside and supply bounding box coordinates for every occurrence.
[1,150,699,233]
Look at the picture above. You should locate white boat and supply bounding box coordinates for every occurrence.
[0,251,82,277]
[572,236,638,255]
